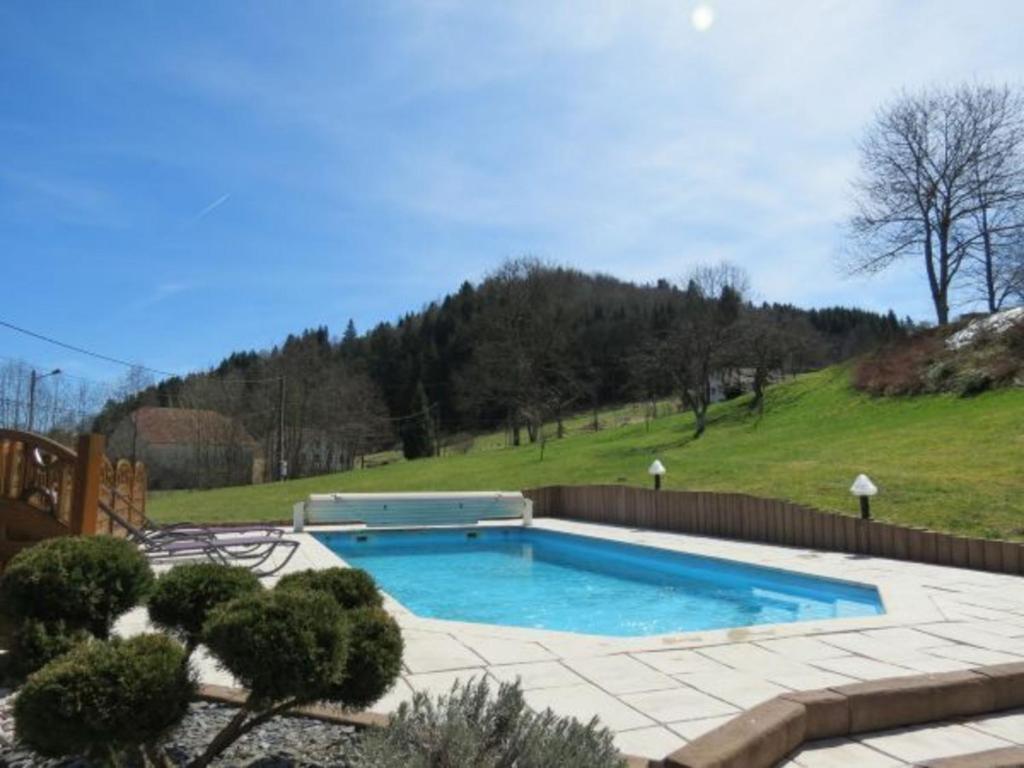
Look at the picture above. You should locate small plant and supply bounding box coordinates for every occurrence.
[0,536,153,677]
[332,606,404,709]
[203,589,350,703]
[6,619,92,681]
[356,678,626,768]
[14,633,193,762]
[0,536,152,637]
[188,584,402,768]
[276,566,383,609]
[148,563,262,651]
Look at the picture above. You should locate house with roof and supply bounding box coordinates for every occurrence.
[107,406,265,490]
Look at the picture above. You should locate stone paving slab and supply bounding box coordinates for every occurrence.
[114,520,1024,761]
[858,723,1013,763]
[783,709,1024,767]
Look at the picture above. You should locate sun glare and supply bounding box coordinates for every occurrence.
[691,4,715,32]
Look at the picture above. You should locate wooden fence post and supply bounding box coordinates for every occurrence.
[70,433,105,536]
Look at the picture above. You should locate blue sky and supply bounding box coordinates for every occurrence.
[2,1,1023,385]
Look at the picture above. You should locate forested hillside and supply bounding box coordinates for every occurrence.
[94,260,907,481]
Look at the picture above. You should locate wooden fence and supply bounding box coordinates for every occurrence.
[0,431,146,569]
[524,485,1024,576]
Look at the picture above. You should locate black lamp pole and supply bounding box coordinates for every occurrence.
[859,496,871,520]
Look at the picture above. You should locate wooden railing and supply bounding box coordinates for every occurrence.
[524,484,1024,576]
[0,430,147,568]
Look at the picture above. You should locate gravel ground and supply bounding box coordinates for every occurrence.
[0,696,362,768]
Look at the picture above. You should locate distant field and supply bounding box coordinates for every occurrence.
[149,367,1024,540]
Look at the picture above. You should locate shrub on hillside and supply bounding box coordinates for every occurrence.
[14,633,193,758]
[148,563,262,650]
[356,678,626,768]
[852,332,943,395]
[0,536,152,638]
[276,567,383,610]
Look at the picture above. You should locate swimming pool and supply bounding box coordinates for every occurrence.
[315,527,883,637]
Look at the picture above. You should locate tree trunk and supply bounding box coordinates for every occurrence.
[187,707,250,768]
[749,368,767,413]
[980,205,998,312]
[693,404,707,438]
[923,226,950,326]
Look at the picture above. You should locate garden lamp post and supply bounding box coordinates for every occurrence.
[28,368,61,432]
[648,459,666,491]
[850,474,878,520]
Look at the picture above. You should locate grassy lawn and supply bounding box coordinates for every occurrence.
[149,366,1024,540]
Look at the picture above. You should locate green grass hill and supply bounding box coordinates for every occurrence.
[149,366,1024,540]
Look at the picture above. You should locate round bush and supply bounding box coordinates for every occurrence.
[203,589,350,703]
[148,563,262,648]
[14,633,193,757]
[0,536,153,637]
[275,567,383,610]
[8,619,92,680]
[332,607,403,710]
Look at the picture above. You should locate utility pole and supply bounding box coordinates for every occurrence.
[28,368,61,433]
[277,376,286,481]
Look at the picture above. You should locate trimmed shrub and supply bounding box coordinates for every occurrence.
[276,567,383,610]
[332,607,404,710]
[203,589,350,703]
[0,536,152,638]
[14,633,193,757]
[7,619,91,680]
[356,678,625,768]
[148,563,261,649]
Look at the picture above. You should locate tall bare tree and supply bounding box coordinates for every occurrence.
[847,84,1024,324]
[667,263,747,438]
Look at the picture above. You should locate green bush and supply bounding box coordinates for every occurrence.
[332,606,404,709]
[0,536,152,637]
[955,368,992,397]
[276,567,383,610]
[203,589,350,703]
[356,678,625,768]
[7,619,92,680]
[148,563,261,649]
[14,633,193,758]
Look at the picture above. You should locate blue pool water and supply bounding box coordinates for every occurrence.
[315,527,883,637]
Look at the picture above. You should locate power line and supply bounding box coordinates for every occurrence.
[0,319,179,378]
[0,319,283,385]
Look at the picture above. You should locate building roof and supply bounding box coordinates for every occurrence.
[129,407,258,447]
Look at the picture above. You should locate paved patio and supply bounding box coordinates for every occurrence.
[118,517,1024,761]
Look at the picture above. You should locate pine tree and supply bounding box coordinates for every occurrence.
[399,381,435,459]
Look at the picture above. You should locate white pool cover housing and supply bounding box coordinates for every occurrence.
[293,491,532,531]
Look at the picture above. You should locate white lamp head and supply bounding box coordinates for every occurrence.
[850,474,878,497]
[648,459,666,476]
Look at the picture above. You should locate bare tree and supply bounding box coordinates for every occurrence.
[666,262,747,438]
[733,308,823,413]
[962,87,1024,311]
[847,84,1024,324]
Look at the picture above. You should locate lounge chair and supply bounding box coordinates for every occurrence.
[104,487,285,542]
[101,503,299,577]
